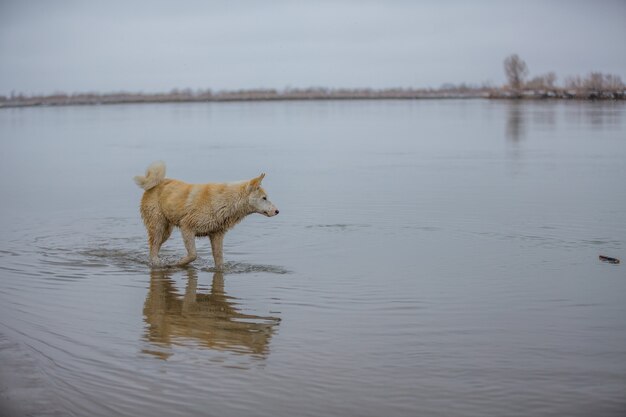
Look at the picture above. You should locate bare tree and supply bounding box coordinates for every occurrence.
[503,54,529,91]
[544,72,557,89]
[584,72,605,91]
[582,72,624,91]
[564,75,583,90]
[602,74,624,90]
[525,72,557,90]
[525,77,543,90]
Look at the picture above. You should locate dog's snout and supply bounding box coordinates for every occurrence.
[275,210,279,215]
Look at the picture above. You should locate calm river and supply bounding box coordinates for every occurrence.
[1,99,625,416]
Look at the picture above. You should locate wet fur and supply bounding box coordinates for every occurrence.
[134,162,278,268]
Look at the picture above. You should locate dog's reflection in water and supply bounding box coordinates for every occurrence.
[143,268,280,359]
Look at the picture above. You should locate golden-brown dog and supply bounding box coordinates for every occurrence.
[134,161,279,268]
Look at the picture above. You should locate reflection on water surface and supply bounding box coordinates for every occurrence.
[143,268,280,360]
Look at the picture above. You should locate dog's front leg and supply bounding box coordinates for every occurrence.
[176,227,197,266]
[209,232,225,271]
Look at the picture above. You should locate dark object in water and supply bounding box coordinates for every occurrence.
[599,255,620,264]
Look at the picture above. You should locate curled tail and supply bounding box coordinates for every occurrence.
[134,161,166,190]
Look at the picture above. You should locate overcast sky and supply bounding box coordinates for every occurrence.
[1,0,625,95]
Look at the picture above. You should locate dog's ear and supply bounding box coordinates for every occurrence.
[248,173,265,191]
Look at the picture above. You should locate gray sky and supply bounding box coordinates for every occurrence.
[1,0,625,95]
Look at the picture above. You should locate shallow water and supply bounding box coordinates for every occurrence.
[1,100,625,416]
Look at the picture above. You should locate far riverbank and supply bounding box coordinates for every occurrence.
[1,87,624,109]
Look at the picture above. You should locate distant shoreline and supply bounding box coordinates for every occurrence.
[1,87,624,108]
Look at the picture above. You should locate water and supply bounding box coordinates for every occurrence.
[1,100,625,417]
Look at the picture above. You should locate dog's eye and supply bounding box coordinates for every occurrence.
[262,196,267,200]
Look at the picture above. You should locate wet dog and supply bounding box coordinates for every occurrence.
[134,161,279,268]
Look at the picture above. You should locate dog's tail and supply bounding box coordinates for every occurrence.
[134,161,166,190]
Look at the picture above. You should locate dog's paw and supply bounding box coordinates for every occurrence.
[149,258,165,268]
[175,256,197,267]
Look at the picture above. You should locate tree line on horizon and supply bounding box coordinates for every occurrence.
[498,53,624,99]
[1,54,624,107]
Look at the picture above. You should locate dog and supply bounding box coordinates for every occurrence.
[134,161,279,268]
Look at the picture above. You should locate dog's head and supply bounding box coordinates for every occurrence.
[247,173,279,217]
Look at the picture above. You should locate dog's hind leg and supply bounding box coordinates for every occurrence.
[209,232,225,271]
[147,219,173,266]
[176,227,197,267]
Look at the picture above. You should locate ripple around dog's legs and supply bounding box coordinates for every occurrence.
[203,262,291,275]
[85,249,292,276]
